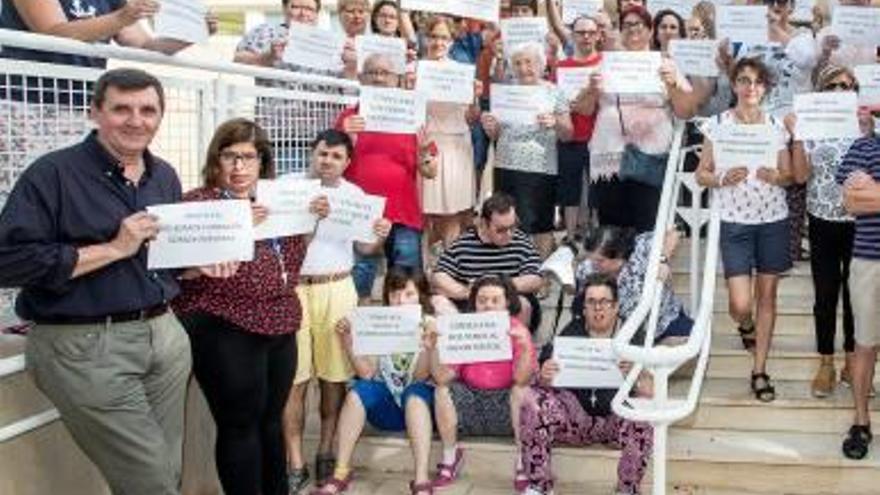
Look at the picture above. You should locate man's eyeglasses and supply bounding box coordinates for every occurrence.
[621,21,646,32]
[289,4,317,14]
[585,298,615,309]
[573,29,599,37]
[491,223,517,235]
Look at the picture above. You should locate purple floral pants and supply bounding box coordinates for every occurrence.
[519,386,653,494]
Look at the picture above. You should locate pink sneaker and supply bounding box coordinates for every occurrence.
[514,467,529,493]
[431,447,464,489]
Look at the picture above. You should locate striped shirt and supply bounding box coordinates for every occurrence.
[435,228,542,285]
[835,137,880,260]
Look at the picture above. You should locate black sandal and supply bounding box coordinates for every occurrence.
[842,424,873,460]
[738,324,756,351]
[750,372,776,402]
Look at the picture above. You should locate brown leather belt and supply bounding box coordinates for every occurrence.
[299,271,351,285]
[35,304,169,325]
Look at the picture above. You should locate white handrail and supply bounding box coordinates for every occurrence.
[0,28,360,90]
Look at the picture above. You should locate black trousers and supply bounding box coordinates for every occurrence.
[181,312,297,495]
[593,176,661,233]
[808,215,855,355]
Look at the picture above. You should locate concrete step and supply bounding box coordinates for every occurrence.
[309,427,880,494]
[672,271,816,298]
[706,334,880,381]
[676,377,878,434]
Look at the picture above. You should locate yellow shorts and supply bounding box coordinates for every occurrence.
[294,277,357,384]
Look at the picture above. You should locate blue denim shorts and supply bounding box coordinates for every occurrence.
[720,220,791,278]
[350,379,434,432]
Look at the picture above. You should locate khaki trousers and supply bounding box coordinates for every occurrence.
[26,311,191,495]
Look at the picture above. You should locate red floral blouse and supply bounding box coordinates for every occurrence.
[172,187,306,335]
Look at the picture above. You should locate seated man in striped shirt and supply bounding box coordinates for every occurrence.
[431,192,544,333]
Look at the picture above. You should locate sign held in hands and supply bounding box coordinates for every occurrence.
[254,179,320,240]
[351,305,424,356]
[552,337,624,389]
[437,311,512,365]
[793,92,860,141]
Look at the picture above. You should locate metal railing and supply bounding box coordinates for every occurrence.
[0,28,359,443]
[610,121,720,495]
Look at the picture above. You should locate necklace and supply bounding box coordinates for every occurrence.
[733,108,763,125]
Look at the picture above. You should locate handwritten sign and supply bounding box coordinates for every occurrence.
[356,35,407,74]
[416,60,475,104]
[854,65,880,108]
[717,6,769,45]
[711,124,779,173]
[359,86,426,134]
[402,0,500,24]
[490,84,553,124]
[669,39,719,77]
[600,51,663,94]
[438,311,512,365]
[794,92,860,141]
[316,188,386,243]
[351,305,423,356]
[500,17,548,56]
[831,6,880,45]
[147,200,254,269]
[254,179,320,240]
[648,0,696,18]
[552,337,623,389]
[562,0,604,23]
[283,23,345,71]
[556,66,597,102]
[154,0,208,44]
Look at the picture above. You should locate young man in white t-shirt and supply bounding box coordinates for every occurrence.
[282,129,391,493]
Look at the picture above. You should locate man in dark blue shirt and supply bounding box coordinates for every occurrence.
[0,68,191,494]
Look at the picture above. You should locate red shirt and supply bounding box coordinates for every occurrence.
[335,106,423,230]
[172,187,306,336]
[554,53,602,142]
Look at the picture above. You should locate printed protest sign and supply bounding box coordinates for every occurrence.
[438,311,512,365]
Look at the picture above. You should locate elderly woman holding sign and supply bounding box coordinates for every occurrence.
[431,275,536,491]
[584,5,693,233]
[173,119,328,495]
[520,273,654,495]
[311,268,437,495]
[481,41,573,257]
[418,16,482,252]
[695,57,792,403]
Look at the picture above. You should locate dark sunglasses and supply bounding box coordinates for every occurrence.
[823,82,856,91]
[763,0,791,5]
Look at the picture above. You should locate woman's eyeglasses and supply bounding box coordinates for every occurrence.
[823,82,855,91]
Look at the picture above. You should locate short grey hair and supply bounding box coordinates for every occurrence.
[509,42,546,78]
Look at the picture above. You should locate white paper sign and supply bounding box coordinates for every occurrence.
[438,311,512,365]
[254,179,320,240]
[316,188,386,243]
[402,0,500,24]
[359,86,427,134]
[351,305,423,356]
[711,124,778,173]
[669,39,719,77]
[562,0,604,23]
[717,6,769,45]
[416,60,475,104]
[147,200,254,270]
[791,0,816,23]
[600,51,663,94]
[648,0,696,18]
[854,65,880,107]
[490,84,553,124]
[154,0,208,44]
[794,92,860,141]
[500,17,548,55]
[831,6,880,45]
[356,35,407,74]
[552,337,623,389]
[556,66,597,102]
[283,23,345,71]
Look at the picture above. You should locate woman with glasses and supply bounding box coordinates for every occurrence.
[519,273,654,495]
[481,41,573,257]
[586,5,694,233]
[696,57,793,402]
[419,16,480,253]
[575,225,694,344]
[787,64,877,398]
[173,119,328,495]
[554,15,603,243]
